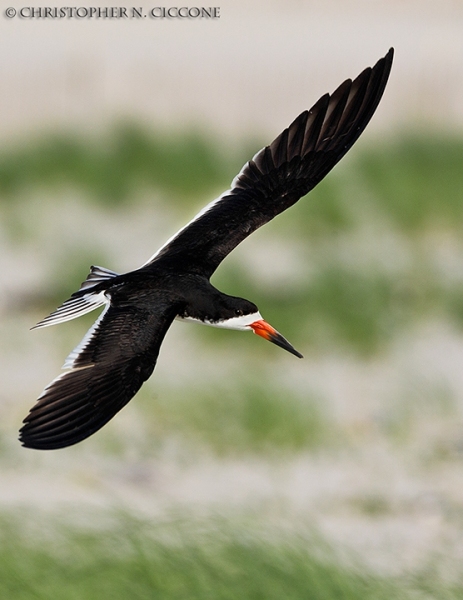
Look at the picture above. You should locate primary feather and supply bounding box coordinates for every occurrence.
[20,49,394,450]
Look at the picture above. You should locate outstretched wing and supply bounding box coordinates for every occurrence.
[20,304,176,449]
[142,48,393,279]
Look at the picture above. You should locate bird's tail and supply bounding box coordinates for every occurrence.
[32,265,119,329]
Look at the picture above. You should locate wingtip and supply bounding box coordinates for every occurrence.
[380,47,394,71]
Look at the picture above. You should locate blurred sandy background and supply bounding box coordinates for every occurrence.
[2,0,463,139]
[2,0,463,593]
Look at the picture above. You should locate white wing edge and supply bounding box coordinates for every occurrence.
[62,303,110,369]
[139,149,263,269]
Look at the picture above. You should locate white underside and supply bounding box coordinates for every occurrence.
[176,310,262,331]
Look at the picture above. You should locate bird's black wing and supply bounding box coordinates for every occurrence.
[143,49,393,279]
[20,303,176,449]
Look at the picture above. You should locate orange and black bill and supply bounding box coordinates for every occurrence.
[249,320,303,359]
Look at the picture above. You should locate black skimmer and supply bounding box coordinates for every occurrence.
[20,49,393,450]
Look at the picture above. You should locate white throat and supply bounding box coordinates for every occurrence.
[176,311,262,331]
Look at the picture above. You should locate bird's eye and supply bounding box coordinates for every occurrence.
[235,309,243,317]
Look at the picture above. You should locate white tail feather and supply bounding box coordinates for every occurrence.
[32,265,118,330]
[32,291,109,329]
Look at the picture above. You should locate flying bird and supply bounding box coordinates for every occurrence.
[20,49,394,450]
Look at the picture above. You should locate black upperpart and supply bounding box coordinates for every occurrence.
[20,49,394,450]
[178,280,258,324]
[144,48,394,279]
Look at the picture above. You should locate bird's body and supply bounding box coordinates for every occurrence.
[20,49,394,449]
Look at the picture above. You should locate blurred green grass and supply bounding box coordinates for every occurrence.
[151,380,333,456]
[359,136,463,231]
[4,125,463,456]
[3,128,463,592]
[0,123,238,205]
[1,126,462,230]
[0,513,420,600]
[3,125,462,356]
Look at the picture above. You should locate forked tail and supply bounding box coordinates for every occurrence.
[32,265,119,329]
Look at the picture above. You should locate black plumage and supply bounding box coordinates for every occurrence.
[20,49,393,450]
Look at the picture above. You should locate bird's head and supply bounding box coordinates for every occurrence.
[206,296,303,359]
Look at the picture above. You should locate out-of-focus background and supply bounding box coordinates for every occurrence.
[2,1,463,597]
